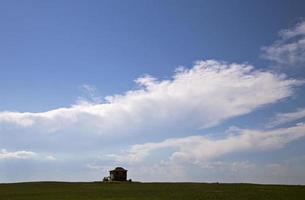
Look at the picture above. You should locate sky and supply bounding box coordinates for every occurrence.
[1,0,305,184]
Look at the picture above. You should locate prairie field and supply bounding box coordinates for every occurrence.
[0,182,304,200]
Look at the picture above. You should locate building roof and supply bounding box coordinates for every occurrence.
[110,167,127,172]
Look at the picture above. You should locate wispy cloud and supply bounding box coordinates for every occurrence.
[0,149,56,161]
[110,123,305,164]
[45,155,57,161]
[78,84,102,104]
[267,107,305,128]
[261,20,305,67]
[0,149,36,160]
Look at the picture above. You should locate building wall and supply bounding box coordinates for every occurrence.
[110,171,127,181]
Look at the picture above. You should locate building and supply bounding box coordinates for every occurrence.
[109,167,127,181]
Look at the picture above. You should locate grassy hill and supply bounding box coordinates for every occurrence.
[0,182,304,200]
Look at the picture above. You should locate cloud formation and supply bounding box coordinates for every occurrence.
[0,59,304,183]
[0,149,36,160]
[111,123,305,164]
[0,60,302,138]
[267,107,305,128]
[262,20,305,67]
[0,149,56,161]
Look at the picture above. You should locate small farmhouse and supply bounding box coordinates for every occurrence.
[109,167,127,181]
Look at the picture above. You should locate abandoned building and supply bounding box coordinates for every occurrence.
[109,167,127,181]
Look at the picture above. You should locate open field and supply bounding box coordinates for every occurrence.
[0,182,304,200]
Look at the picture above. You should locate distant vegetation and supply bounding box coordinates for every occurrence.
[0,182,304,200]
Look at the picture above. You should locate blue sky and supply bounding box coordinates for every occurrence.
[1,0,305,184]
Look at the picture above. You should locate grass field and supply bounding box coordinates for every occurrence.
[0,182,304,200]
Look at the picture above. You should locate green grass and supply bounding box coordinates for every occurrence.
[0,182,304,200]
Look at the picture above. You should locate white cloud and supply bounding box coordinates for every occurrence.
[111,123,305,164]
[262,20,305,66]
[267,107,305,127]
[0,149,37,160]
[0,60,302,136]
[45,155,57,161]
[0,149,56,161]
[85,163,109,171]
